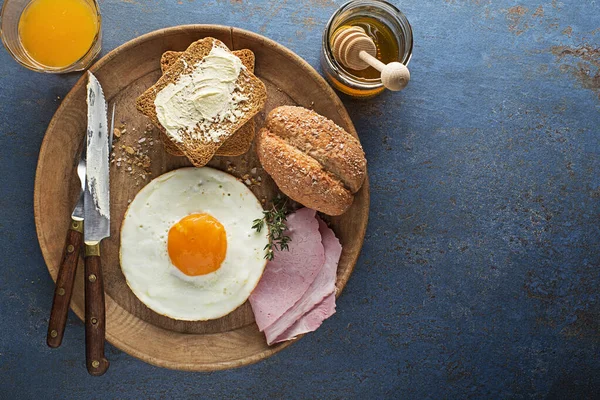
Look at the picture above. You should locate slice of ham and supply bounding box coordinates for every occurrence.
[272,293,337,344]
[249,208,325,332]
[264,217,342,345]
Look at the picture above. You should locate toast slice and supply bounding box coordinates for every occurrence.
[159,49,257,157]
[136,38,266,167]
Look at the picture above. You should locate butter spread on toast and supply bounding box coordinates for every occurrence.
[154,44,248,143]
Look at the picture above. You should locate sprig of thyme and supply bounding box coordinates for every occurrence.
[252,196,291,260]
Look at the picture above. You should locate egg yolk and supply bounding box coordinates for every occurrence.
[167,213,227,276]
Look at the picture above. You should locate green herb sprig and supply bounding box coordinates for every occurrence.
[252,196,291,260]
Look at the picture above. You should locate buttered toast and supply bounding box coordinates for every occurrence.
[159,49,257,158]
[136,38,266,167]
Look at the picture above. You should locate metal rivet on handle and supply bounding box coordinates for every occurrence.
[91,318,98,325]
[67,245,75,253]
[92,360,99,368]
[50,330,58,338]
[58,288,65,296]
[88,274,97,283]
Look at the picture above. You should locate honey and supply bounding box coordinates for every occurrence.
[18,0,99,68]
[331,16,400,80]
[321,0,413,98]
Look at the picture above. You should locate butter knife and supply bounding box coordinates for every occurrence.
[84,72,110,376]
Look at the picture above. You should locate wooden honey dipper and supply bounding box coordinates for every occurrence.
[331,26,410,91]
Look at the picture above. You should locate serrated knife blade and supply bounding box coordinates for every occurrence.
[84,72,110,243]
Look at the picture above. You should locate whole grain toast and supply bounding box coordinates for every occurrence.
[159,49,256,157]
[136,38,266,167]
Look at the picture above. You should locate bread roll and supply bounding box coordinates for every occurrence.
[264,106,366,192]
[257,106,367,216]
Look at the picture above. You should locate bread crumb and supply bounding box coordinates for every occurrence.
[111,122,154,177]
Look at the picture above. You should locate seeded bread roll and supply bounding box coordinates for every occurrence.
[256,106,367,216]
[257,130,353,216]
[264,106,366,193]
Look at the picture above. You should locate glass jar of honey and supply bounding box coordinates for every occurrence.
[1,0,101,73]
[321,0,413,98]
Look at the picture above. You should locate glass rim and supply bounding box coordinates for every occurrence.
[0,0,103,73]
[323,0,413,90]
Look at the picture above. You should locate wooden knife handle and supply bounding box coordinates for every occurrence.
[47,219,83,348]
[84,245,109,376]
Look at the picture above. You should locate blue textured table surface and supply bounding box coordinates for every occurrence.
[1,0,599,398]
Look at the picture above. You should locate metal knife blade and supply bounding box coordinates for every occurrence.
[84,72,110,244]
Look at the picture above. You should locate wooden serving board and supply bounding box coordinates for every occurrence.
[34,25,369,371]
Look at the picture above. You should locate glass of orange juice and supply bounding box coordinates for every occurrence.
[1,0,101,73]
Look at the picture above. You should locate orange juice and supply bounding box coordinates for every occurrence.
[18,0,99,68]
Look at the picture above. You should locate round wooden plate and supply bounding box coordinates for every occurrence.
[34,25,369,371]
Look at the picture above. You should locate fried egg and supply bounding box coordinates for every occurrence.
[120,167,269,321]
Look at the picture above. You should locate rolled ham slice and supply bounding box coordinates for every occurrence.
[250,208,325,332]
[264,217,341,344]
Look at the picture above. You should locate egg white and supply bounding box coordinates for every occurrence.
[120,167,269,321]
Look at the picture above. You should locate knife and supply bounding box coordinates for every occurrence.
[46,104,115,349]
[84,71,110,376]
